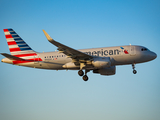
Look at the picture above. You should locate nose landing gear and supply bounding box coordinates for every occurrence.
[132,63,137,74]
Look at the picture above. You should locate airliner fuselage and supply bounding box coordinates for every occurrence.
[1,29,157,81]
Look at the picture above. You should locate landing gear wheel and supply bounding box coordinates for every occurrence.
[78,70,84,76]
[132,63,137,74]
[133,70,137,74]
[83,75,88,81]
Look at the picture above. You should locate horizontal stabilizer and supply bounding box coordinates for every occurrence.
[1,53,26,61]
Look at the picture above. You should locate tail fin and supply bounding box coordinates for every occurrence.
[3,28,42,63]
[3,28,36,56]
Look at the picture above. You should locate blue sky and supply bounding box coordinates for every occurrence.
[0,0,160,120]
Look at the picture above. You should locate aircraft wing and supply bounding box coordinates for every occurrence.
[43,30,93,61]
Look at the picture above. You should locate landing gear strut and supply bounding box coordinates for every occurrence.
[78,69,90,81]
[132,63,137,74]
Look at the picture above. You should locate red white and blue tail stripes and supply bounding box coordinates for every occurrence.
[4,28,34,54]
[3,28,42,64]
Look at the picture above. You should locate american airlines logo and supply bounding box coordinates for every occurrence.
[120,47,129,54]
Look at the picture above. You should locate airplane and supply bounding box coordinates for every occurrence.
[1,28,157,81]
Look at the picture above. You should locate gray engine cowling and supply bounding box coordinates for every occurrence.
[93,66,116,75]
[92,57,111,69]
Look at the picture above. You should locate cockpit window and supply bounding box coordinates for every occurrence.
[141,48,148,51]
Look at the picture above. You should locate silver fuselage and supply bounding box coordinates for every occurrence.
[2,45,156,70]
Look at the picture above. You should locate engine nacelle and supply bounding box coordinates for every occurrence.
[62,62,79,69]
[93,66,116,75]
[92,57,111,69]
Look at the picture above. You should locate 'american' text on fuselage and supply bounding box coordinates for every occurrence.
[85,49,121,56]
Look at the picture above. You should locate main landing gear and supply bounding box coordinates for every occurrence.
[78,70,90,81]
[132,63,137,74]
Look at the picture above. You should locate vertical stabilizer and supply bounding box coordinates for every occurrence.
[3,28,36,55]
[3,28,42,64]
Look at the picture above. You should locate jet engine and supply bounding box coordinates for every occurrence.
[62,62,79,69]
[93,66,116,75]
[92,57,112,69]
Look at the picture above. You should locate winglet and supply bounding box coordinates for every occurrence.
[42,30,53,41]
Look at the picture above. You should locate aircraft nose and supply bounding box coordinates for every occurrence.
[151,52,157,60]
